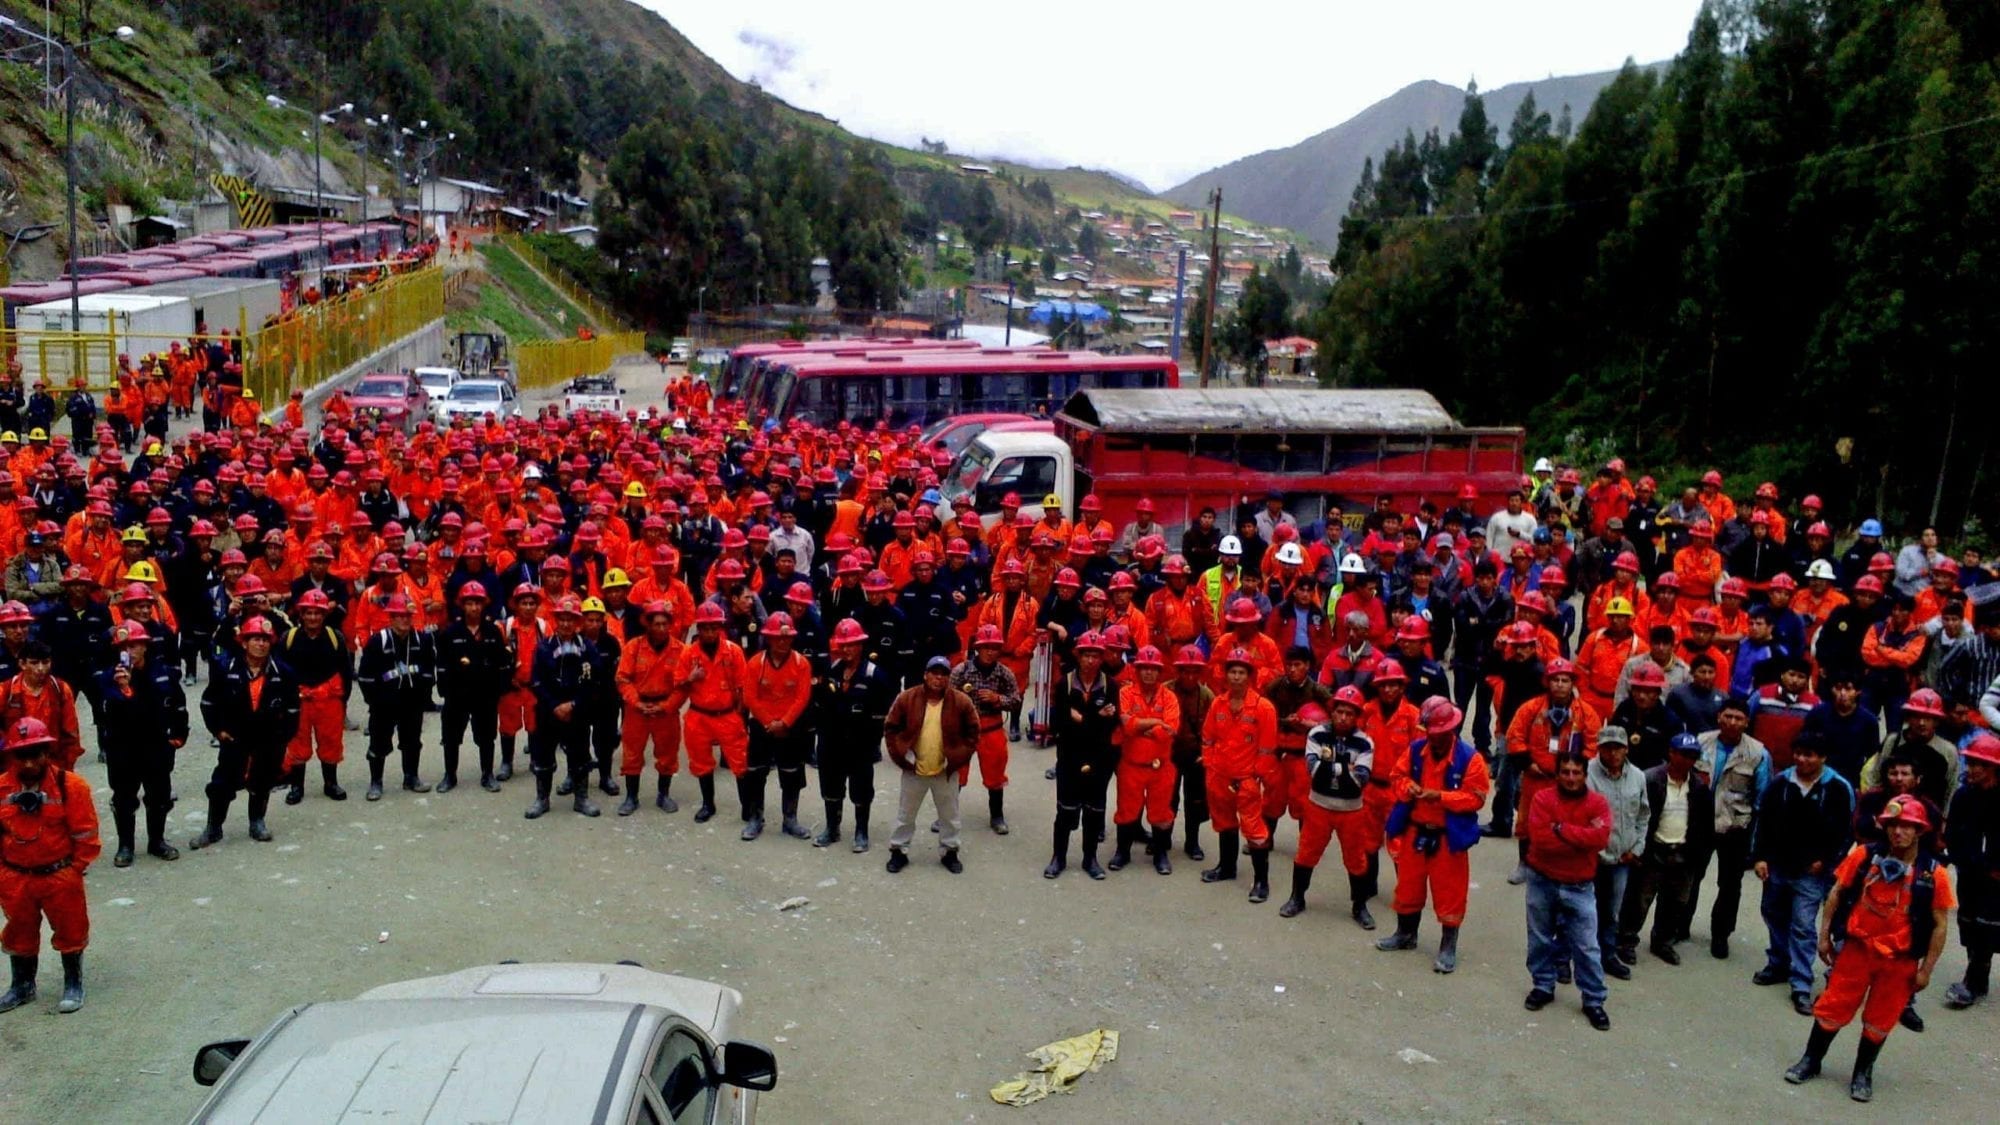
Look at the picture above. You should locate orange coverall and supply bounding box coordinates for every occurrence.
[0,767,100,956]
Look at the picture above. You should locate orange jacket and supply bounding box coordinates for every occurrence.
[617,634,686,709]
[744,650,812,729]
[676,640,747,713]
[1396,743,1493,828]
[1118,681,1181,767]
[1147,583,1212,648]
[972,591,1040,662]
[1201,689,1277,777]
[1860,621,1925,672]
[1584,579,1651,634]
[1673,546,1723,602]
[0,676,84,770]
[1206,630,1283,694]
[1576,628,1646,711]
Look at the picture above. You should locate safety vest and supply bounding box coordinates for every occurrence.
[1829,844,1939,960]
[1384,739,1482,853]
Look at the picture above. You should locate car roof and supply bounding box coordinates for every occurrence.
[412,366,457,377]
[451,379,509,392]
[194,997,656,1125]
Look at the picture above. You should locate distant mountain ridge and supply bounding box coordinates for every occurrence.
[1166,66,1663,246]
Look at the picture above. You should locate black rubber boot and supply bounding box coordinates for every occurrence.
[988,789,1009,835]
[656,775,678,813]
[284,764,306,805]
[1349,873,1377,930]
[497,737,515,781]
[556,773,574,797]
[1151,827,1173,875]
[780,790,811,839]
[1377,912,1421,952]
[598,770,621,797]
[693,774,717,822]
[438,745,460,793]
[246,791,273,842]
[1433,925,1461,974]
[1247,848,1271,903]
[113,807,136,867]
[1278,863,1314,918]
[851,803,871,853]
[1045,811,1073,879]
[188,796,228,850]
[617,775,642,816]
[145,805,178,861]
[524,773,552,819]
[1786,1023,1837,1084]
[814,801,842,848]
[0,955,35,1014]
[322,763,347,801]
[739,775,764,840]
[1183,820,1205,861]
[1106,824,1135,871]
[571,773,601,817]
[57,952,83,1014]
[1362,851,1381,901]
[1849,1036,1882,1102]
[366,755,386,802]
[1201,829,1239,882]
[402,772,431,794]
[1080,807,1106,880]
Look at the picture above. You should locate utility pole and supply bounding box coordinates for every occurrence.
[1195,187,1222,388]
[1169,246,1187,363]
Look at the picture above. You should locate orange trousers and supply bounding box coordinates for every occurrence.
[1296,804,1372,874]
[1391,835,1470,925]
[1114,759,1178,827]
[285,695,346,769]
[956,723,1009,790]
[1814,943,1920,1044]
[0,866,88,955]
[1259,753,1308,821]
[1206,769,1271,849]
[1361,785,1396,855]
[498,687,537,738]
[620,706,682,776]
[683,710,748,777]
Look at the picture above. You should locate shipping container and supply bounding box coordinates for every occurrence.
[13,292,196,384]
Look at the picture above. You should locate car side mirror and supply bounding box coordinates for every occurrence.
[193,1038,252,1086]
[718,1040,777,1092]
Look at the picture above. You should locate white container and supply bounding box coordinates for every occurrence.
[15,292,197,385]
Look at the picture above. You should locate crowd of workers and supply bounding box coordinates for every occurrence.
[0,383,1992,1104]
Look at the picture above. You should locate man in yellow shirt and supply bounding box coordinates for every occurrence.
[883,656,980,873]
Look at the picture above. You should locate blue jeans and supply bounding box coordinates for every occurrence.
[1490,755,1524,831]
[1761,869,1833,993]
[1594,862,1631,957]
[1527,870,1607,1005]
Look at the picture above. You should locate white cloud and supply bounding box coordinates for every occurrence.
[640,0,1707,190]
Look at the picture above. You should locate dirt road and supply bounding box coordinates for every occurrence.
[6,359,1995,1121]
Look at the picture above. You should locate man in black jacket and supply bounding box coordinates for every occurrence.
[1945,733,2000,1011]
[95,623,188,866]
[1750,732,1856,1014]
[436,582,512,792]
[190,617,300,849]
[356,595,437,801]
[1618,733,1714,966]
[1452,562,1514,758]
[812,619,897,852]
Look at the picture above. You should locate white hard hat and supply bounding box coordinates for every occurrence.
[1274,542,1305,566]
[1805,559,1836,581]
[1339,552,1367,575]
[1532,457,1554,474]
[1218,535,1243,557]
[522,463,543,480]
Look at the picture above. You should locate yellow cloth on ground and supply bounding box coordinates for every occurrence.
[988,1029,1120,1107]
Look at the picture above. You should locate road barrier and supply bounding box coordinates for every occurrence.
[515,330,646,390]
[496,233,629,332]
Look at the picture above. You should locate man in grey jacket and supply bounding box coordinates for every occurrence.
[1588,727,1650,980]
[1691,699,1771,957]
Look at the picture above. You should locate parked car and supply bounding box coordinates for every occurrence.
[434,377,520,423]
[187,962,777,1124]
[413,365,460,404]
[565,372,623,415]
[669,339,692,363]
[344,372,429,434]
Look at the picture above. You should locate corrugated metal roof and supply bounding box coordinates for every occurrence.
[1060,388,1460,433]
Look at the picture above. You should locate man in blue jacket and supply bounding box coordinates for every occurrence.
[1751,730,1855,1014]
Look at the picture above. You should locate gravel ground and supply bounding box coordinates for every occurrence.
[5,359,1996,1122]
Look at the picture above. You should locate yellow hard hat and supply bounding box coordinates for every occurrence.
[124,560,160,583]
[27,428,48,441]
[0,432,17,444]
[580,596,608,615]
[1605,596,1636,617]
[623,481,647,499]
[121,526,149,544]
[1043,493,1062,509]
[145,440,164,455]
[601,568,632,590]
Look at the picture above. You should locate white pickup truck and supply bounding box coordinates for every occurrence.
[564,373,623,415]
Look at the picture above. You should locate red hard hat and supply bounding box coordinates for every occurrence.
[1653,571,1681,590]
[1395,617,1431,642]
[1719,577,1747,598]
[973,624,1005,648]
[1539,566,1567,589]
[1458,483,1479,502]
[1854,575,1884,594]
[1055,567,1081,589]
[1162,554,1190,576]
[1000,558,1025,577]
[1331,685,1365,710]
[1869,552,1895,573]
[1963,733,2000,767]
[1220,645,1255,669]
[1875,794,1932,832]
[1630,663,1667,689]
[1420,696,1464,735]
[1298,703,1331,726]
[1175,644,1207,668]
[1557,468,1581,485]
[1544,657,1577,679]
[1689,522,1715,539]
[237,616,275,639]
[1109,571,1137,591]
[1132,644,1165,668]
[1689,607,1721,628]
[512,582,541,602]
[458,581,490,603]
[861,569,893,592]
[1701,470,1723,486]
[1768,573,1797,591]
[383,594,414,616]
[715,558,746,582]
[1224,598,1262,625]
[831,618,868,646]
[1904,688,1946,718]
[763,611,796,638]
[554,595,584,618]
[1372,657,1407,684]
[1135,497,1155,514]
[693,602,726,625]
[5,717,54,750]
[295,589,331,611]
[946,538,970,557]
[372,552,403,576]
[1504,621,1539,645]
[233,575,266,596]
[1073,630,1105,653]
[1613,551,1640,573]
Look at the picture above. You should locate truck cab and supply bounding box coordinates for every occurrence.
[939,429,1074,530]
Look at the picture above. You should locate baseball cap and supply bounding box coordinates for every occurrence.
[924,655,953,673]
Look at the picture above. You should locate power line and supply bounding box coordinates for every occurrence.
[1360,109,2000,227]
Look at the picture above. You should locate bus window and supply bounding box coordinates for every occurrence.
[841,377,883,422]
[1028,373,1049,411]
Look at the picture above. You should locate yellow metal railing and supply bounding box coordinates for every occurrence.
[514,331,645,390]
[497,233,629,331]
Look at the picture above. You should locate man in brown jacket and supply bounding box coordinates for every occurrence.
[884,656,981,873]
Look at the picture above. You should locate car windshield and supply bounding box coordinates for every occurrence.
[451,384,501,401]
[354,378,407,398]
[417,372,454,389]
[940,442,994,506]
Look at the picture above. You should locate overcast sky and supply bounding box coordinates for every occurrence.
[642,1,1708,190]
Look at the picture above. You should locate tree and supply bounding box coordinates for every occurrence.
[1076,221,1102,261]
[964,179,1005,258]
[1221,268,1294,370]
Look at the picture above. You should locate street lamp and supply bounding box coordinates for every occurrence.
[266,92,351,270]
[0,16,133,354]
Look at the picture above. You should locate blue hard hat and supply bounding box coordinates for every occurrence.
[1668,733,1702,757]
[1859,518,1883,537]
[921,489,943,505]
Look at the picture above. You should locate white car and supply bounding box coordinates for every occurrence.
[412,365,460,404]
[565,373,623,416]
[434,377,520,423]
[187,962,776,1124]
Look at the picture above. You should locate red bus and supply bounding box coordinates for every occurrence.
[767,351,1180,429]
[723,336,979,401]
[941,387,1523,534]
